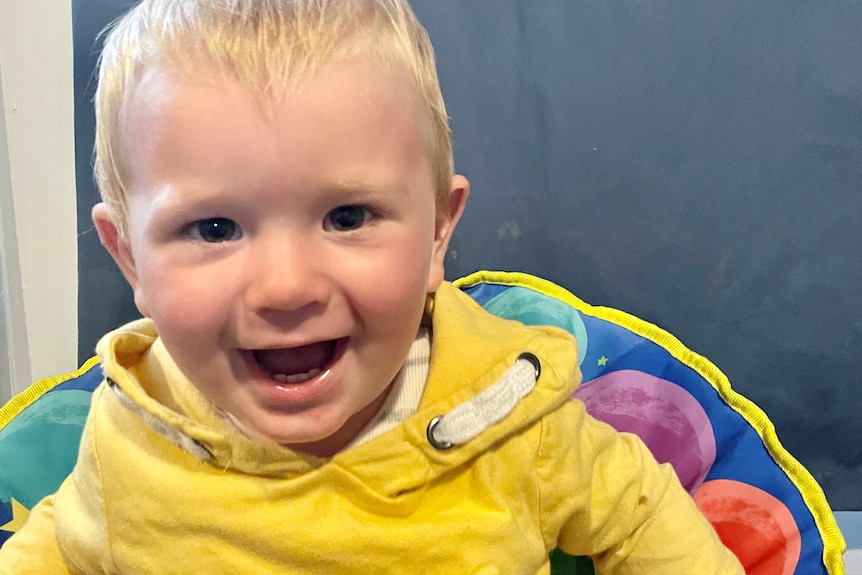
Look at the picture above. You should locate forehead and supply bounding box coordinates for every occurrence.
[118,56,435,193]
[124,52,426,123]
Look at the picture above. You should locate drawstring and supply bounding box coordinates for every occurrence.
[427,353,541,450]
[107,378,213,460]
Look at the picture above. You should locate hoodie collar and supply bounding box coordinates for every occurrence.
[97,281,581,493]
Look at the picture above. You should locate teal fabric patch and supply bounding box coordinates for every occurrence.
[482,286,588,366]
[0,389,91,509]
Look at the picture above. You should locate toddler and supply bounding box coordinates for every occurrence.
[0,1,744,573]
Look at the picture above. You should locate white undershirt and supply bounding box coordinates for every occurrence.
[347,327,431,449]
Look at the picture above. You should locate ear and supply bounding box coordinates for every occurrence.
[427,174,469,291]
[91,203,150,317]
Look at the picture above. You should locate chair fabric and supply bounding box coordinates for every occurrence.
[0,271,846,574]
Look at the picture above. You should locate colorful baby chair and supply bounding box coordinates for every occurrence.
[0,271,846,574]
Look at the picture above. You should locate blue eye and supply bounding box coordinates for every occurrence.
[190,218,242,242]
[324,205,371,231]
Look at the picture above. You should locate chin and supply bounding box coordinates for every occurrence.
[257,418,349,453]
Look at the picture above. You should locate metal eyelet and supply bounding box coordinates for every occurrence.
[426,416,453,450]
[518,352,541,379]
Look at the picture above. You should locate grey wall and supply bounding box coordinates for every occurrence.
[0,256,9,405]
[0,79,8,405]
[75,1,862,509]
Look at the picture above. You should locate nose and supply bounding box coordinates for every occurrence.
[242,233,332,315]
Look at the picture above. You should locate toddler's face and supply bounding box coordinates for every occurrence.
[94,57,466,456]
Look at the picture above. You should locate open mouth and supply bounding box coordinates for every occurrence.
[250,339,344,384]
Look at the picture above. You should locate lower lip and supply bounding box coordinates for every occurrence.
[242,338,349,407]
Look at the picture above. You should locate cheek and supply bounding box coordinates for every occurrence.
[358,278,428,349]
[136,263,231,338]
[365,243,433,309]
[387,224,438,284]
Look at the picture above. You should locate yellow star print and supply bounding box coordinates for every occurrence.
[1,498,30,533]
[597,355,608,367]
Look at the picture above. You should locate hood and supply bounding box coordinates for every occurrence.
[96,281,582,495]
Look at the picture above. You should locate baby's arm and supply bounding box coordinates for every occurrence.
[0,496,71,574]
[538,399,744,574]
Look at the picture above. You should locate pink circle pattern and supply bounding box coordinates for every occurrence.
[573,369,717,494]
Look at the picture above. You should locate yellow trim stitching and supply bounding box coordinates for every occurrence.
[455,271,847,574]
[0,357,101,432]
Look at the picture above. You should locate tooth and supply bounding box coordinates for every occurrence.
[273,368,321,384]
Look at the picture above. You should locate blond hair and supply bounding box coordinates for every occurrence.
[95,0,452,241]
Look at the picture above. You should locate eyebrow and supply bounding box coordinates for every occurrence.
[141,184,236,217]
[325,178,404,197]
[142,176,406,213]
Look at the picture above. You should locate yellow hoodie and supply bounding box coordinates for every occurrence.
[0,282,742,574]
